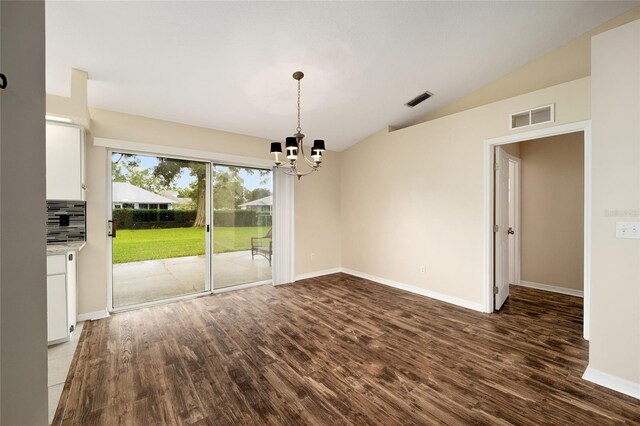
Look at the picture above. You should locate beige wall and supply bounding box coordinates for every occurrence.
[341,77,591,307]
[590,20,640,387]
[1,1,49,423]
[420,6,640,123]
[519,133,584,291]
[295,152,342,275]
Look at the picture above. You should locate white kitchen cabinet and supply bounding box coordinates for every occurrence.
[46,252,78,344]
[47,274,68,342]
[46,122,86,201]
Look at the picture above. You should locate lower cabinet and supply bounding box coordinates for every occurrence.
[47,252,77,344]
[47,274,68,342]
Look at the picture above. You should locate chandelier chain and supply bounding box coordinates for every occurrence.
[296,79,301,133]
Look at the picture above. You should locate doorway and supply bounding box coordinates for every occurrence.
[484,121,591,339]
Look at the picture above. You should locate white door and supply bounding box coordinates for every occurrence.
[508,160,517,285]
[494,146,510,310]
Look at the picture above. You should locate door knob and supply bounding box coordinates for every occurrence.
[508,227,515,235]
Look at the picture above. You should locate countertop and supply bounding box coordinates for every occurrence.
[46,242,86,255]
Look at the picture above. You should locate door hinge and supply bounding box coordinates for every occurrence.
[493,286,499,295]
[494,162,499,171]
[493,224,499,233]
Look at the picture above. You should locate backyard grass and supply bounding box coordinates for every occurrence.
[113,226,270,264]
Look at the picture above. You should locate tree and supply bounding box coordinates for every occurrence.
[212,169,246,210]
[246,187,271,202]
[113,154,272,229]
[112,154,172,194]
[152,159,208,226]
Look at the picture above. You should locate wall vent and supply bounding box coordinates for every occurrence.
[509,104,554,130]
[405,91,433,108]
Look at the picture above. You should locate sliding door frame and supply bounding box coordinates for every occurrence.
[107,148,213,312]
[100,138,281,313]
[205,164,212,292]
[210,162,275,291]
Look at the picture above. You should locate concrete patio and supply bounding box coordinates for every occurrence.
[112,250,272,308]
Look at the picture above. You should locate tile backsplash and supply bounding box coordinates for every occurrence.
[47,201,86,244]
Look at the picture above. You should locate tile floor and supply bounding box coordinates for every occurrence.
[48,321,84,425]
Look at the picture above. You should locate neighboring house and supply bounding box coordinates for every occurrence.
[112,182,175,210]
[158,190,193,209]
[239,195,272,212]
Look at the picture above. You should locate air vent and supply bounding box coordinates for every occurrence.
[405,91,433,108]
[509,104,554,130]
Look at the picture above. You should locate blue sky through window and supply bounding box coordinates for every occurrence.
[129,154,269,191]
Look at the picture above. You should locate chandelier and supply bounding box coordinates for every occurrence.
[270,71,325,179]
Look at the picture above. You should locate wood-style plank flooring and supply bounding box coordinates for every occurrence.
[55,273,640,425]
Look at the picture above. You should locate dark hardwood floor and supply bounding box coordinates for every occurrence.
[54,273,640,425]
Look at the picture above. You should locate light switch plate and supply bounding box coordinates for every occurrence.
[616,222,640,239]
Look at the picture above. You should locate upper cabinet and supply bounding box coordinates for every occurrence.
[46,122,86,201]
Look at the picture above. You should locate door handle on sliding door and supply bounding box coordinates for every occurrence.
[108,220,117,238]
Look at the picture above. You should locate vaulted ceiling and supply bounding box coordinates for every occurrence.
[46,1,637,151]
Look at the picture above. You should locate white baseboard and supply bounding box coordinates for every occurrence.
[341,268,485,312]
[583,365,640,400]
[519,280,583,297]
[77,308,110,322]
[295,267,343,281]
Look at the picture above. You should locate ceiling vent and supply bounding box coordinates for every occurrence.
[405,91,433,108]
[510,104,555,130]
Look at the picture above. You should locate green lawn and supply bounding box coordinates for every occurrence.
[113,226,270,264]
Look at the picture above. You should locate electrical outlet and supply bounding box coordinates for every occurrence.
[420,265,426,274]
[310,252,315,261]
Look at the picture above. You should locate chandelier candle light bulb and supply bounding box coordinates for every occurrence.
[285,137,298,160]
[270,142,282,165]
[270,71,326,179]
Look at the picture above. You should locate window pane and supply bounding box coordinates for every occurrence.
[111,152,208,308]
[212,164,273,289]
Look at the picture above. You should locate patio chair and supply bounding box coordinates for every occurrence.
[251,228,272,266]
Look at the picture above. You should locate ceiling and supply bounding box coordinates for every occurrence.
[46,1,637,152]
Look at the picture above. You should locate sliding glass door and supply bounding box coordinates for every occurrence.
[211,164,273,289]
[109,153,274,309]
[110,152,210,309]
